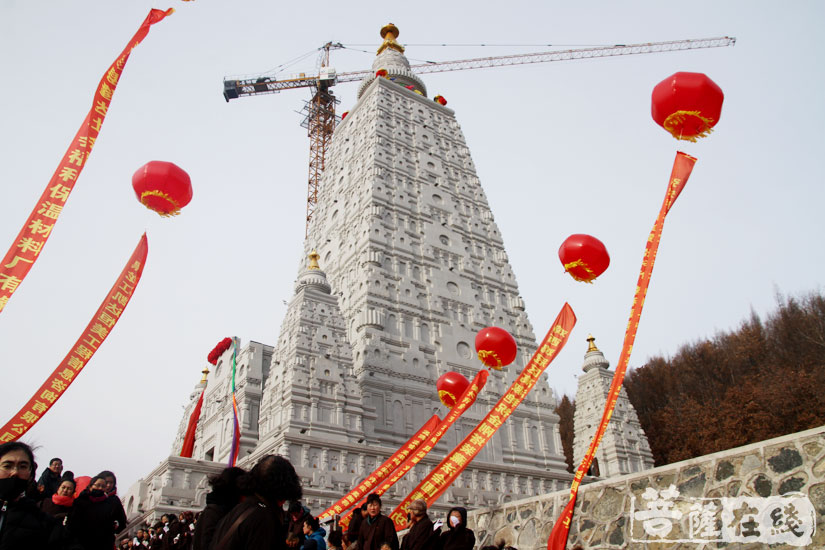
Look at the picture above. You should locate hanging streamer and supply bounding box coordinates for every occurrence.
[334,369,489,529]
[0,9,172,315]
[390,303,577,530]
[228,340,241,467]
[548,152,697,550]
[0,234,149,442]
[317,414,441,522]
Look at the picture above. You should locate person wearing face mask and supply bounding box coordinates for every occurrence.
[39,478,76,522]
[0,442,66,549]
[438,507,474,550]
[68,474,126,549]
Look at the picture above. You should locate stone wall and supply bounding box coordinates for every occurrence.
[467,425,825,549]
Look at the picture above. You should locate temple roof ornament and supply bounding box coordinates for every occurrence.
[295,251,331,294]
[308,250,321,270]
[582,335,610,372]
[358,23,427,99]
[377,23,405,54]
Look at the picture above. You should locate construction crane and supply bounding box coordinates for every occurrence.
[223,25,735,235]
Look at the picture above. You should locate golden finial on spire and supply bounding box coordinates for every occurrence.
[586,334,599,352]
[308,250,321,270]
[200,367,210,383]
[377,23,405,55]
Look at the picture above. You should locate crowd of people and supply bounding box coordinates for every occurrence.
[0,441,128,549]
[1,442,530,550]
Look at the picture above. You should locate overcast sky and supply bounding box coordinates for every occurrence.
[1,1,823,493]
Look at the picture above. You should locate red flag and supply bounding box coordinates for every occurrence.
[180,388,206,458]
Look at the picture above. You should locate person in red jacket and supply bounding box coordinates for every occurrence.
[357,493,398,550]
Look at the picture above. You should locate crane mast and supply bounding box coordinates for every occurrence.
[223,33,735,234]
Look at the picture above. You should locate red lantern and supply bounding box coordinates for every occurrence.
[341,111,349,120]
[434,95,447,106]
[132,161,192,216]
[376,69,388,78]
[651,72,724,142]
[436,371,470,409]
[558,234,610,283]
[475,327,517,370]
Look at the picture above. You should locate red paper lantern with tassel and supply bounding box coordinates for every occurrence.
[475,327,517,370]
[651,72,724,142]
[132,161,192,217]
[558,234,610,283]
[436,371,470,409]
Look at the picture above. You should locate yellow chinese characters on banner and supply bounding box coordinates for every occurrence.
[548,152,697,550]
[0,9,172,315]
[316,415,441,522]
[0,234,148,442]
[374,370,488,496]
[335,369,489,530]
[390,303,577,530]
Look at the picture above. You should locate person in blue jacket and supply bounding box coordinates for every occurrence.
[301,516,326,550]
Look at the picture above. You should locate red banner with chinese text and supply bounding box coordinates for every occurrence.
[0,234,148,442]
[332,369,489,528]
[548,152,697,550]
[317,414,441,522]
[390,303,577,530]
[0,9,172,315]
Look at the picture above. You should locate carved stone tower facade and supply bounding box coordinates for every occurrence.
[126,25,573,524]
[572,336,654,478]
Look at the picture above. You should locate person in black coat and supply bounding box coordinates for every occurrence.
[192,467,246,550]
[36,458,63,500]
[400,499,439,550]
[208,455,302,550]
[0,442,66,550]
[286,501,311,548]
[39,478,76,523]
[345,503,367,548]
[68,474,127,550]
[439,507,474,550]
[357,493,398,550]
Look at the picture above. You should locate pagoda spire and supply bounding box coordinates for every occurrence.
[377,23,405,54]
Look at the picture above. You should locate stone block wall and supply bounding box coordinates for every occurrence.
[467,425,825,549]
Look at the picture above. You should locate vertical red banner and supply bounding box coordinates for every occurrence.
[548,152,697,550]
[390,303,577,530]
[0,9,172,315]
[180,387,206,458]
[0,234,149,442]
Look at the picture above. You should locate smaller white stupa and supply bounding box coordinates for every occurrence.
[572,335,654,478]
